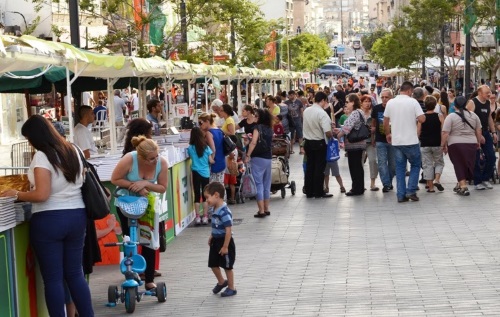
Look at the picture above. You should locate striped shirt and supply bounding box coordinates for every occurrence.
[211,204,233,238]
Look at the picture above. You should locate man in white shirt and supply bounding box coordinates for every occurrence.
[303,91,334,199]
[383,81,426,203]
[74,106,97,159]
[113,89,127,143]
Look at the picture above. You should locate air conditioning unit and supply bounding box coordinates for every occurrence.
[4,25,21,35]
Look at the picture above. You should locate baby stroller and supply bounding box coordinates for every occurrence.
[270,137,296,198]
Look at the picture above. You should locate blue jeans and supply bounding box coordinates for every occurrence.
[30,208,94,317]
[474,130,496,184]
[250,157,272,201]
[376,142,395,187]
[394,144,421,199]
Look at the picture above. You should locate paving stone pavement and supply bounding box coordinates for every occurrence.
[90,144,500,316]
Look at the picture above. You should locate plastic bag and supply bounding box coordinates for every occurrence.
[240,167,257,198]
[138,193,160,250]
[326,138,340,162]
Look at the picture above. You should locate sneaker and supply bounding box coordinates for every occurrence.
[382,186,391,193]
[482,181,493,189]
[202,216,209,225]
[227,199,236,205]
[212,280,228,294]
[195,217,201,226]
[220,288,237,297]
[457,187,470,196]
[407,194,419,201]
[398,197,409,203]
[475,183,486,190]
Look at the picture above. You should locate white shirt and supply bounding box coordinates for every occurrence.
[74,123,97,156]
[82,91,93,106]
[28,150,85,213]
[131,94,139,111]
[303,103,332,142]
[384,94,424,146]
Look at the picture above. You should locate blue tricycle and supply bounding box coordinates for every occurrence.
[106,190,166,313]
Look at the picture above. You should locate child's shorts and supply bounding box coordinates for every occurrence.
[324,161,340,177]
[208,237,236,270]
[224,174,237,185]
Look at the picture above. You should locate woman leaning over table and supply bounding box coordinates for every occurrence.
[111,134,168,290]
[0,115,94,317]
[245,108,273,218]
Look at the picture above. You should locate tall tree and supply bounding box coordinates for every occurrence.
[288,33,331,71]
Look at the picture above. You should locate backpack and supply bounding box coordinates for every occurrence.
[271,157,288,185]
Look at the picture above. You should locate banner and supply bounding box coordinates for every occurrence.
[149,4,167,45]
[172,160,195,235]
[264,30,277,62]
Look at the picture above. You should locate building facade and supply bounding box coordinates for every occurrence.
[254,0,294,34]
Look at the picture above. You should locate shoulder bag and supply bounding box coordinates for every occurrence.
[75,146,110,220]
[223,134,236,155]
[347,111,370,143]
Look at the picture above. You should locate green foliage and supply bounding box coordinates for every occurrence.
[288,33,331,71]
[361,29,387,53]
[371,26,426,69]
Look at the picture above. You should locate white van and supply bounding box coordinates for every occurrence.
[348,57,357,64]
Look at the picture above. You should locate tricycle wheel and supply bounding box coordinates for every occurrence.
[108,285,119,304]
[281,187,286,198]
[290,181,296,195]
[124,287,137,314]
[156,282,167,302]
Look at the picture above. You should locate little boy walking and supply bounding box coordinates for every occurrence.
[204,182,237,297]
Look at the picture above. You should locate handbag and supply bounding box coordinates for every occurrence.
[251,125,268,156]
[223,134,236,155]
[75,146,110,220]
[326,138,340,162]
[347,111,370,143]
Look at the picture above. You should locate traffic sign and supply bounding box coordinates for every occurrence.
[337,44,346,55]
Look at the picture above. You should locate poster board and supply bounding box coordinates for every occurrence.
[173,103,189,118]
[171,160,195,235]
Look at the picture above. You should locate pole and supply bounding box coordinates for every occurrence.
[180,0,189,105]
[69,0,80,47]
[231,17,237,110]
[340,0,343,44]
[127,26,132,56]
[464,32,472,98]
[440,25,445,89]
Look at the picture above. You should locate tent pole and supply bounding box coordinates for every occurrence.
[237,77,242,115]
[107,78,119,154]
[65,66,74,143]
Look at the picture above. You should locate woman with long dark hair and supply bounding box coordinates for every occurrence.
[245,108,273,217]
[199,112,226,183]
[0,115,94,316]
[187,127,214,225]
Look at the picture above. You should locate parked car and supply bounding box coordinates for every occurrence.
[317,63,353,78]
[348,57,357,64]
[357,64,369,72]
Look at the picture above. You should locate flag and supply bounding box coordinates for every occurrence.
[463,0,477,35]
[263,30,277,62]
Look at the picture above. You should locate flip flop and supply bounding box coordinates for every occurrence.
[427,189,436,193]
[370,187,379,191]
[254,212,266,218]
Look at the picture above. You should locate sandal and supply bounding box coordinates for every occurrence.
[370,187,379,191]
[254,212,266,218]
[427,189,435,193]
[453,183,460,193]
[340,187,346,193]
[145,283,157,291]
[457,187,470,196]
[265,211,271,215]
[434,183,444,191]
[324,187,329,193]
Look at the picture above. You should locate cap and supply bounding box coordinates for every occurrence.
[454,96,467,110]
[211,99,223,107]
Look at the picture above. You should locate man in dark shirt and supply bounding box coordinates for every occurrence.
[371,88,395,192]
[466,85,498,190]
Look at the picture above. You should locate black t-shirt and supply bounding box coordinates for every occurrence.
[333,100,344,120]
[251,124,273,159]
[238,119,257,134]
[473,97,490,131]
[371,104,388,143]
